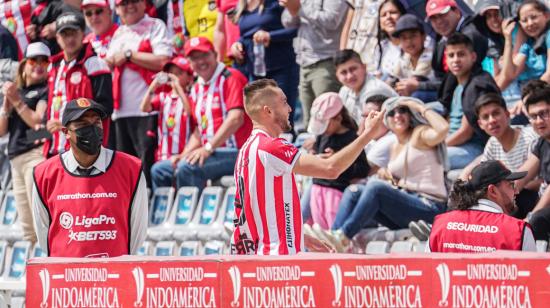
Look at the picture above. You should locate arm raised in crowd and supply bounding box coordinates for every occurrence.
[0,82,47,131]
[501,20,528,84]
[401,99,449,147]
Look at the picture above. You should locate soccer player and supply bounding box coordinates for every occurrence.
[231,79,386,255]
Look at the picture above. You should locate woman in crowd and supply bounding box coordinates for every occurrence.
[326,97,449,251]
[373,0,406,79]
[230,0,298,126]
[0,42,49,243]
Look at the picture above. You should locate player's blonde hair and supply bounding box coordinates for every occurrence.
[243,79,279,117]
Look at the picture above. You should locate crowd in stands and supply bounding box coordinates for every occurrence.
[1,0,550,253]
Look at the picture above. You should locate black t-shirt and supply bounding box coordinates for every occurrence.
[7,83,48,159]
[312,129,369,191]
[532,137,550,183]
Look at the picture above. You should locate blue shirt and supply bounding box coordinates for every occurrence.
[449,85,464,134]
[518,30,550,82]
[238,0,298,75]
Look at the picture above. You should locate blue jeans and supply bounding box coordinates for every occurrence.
[334,180,446,238]
[447,141,484,170]
[151,147,238,193]
[412,90,438,103]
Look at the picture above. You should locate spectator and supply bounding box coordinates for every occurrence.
[45,12,113,158]
[105,0,172,185]
[165,0,185,54]
[390,14,435,100]
[425,0,488,96]
[429,160,536,252]
[32,98,148,257]
[373,0,406,79]
[281,0,347,126]
[151,37,251,193]
[231,0,298,128]
[517,85,550,241]
[0,0,33,60]
[502,1,550,88]
[0,24,19,61]
[140,57,193,163]
[0,42,49,242]
[440,33,500,170]
[307,93,369,230]
[340,0,383,72]
[214,0,240,63]
[82,0,118,59]
[461,93,539,219]
[327,97,449,251]
[334,49,396,125]
[182,0,218,42]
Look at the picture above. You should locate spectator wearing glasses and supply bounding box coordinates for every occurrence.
[82,0,118,59]
[105,0,172,186]
[44,12,113,158]
[429,160,536,252]
[516,85,550,241]
[0,42,50,243]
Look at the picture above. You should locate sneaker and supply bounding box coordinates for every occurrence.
[312,224,349,253]
[408,220,431,241]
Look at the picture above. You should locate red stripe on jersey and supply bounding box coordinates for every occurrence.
[292,175,303,252]
[254,148,270,255]
[273,176,288,255]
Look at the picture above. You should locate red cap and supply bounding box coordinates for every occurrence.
[184,37,214,57]
[163,56,193,74]
[82,0,109,8]
[426,0,457,18]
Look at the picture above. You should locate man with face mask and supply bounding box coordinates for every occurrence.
[428,160,536,252]
[31,98,148,257]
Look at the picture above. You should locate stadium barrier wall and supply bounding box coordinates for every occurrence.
[26,252,549,307]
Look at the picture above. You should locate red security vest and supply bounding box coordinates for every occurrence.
[429,209,530,253]
[33,151,141,258]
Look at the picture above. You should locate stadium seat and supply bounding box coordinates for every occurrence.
[136,241,153,256]
[147,187,199,241]
[3,241,31,280]
[0,241,8,276]
[149,187,175,226]
[413,241,428,252]
[0,294,7,308]
[179,241,201,256]
[390,241,414,253]
[0,191,23,241]
[385,229,413,243]
[203,240,226,255]
[536,240,548,253]
[173,186,224,242]
[365,241,390,254]
[153,241,177,256]
[197,186,235,241]
[31,244,46,258]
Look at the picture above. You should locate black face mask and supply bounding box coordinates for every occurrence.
[74,125,103,155]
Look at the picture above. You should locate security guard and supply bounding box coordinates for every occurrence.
[32,98,147,257]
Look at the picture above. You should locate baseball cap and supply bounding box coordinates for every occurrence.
[56,12,85,33]
[25,42,51,58]
[62,98,107,126]
[184,37,214,57]
[426,0,457,18]
[393,14,425,37]
[81,0,108,8]
[307,92,344,135]
[163,56,193,74]
[467,160,527,190]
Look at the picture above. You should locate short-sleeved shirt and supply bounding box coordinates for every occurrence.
[531,137,550,183]
[231,129,303,255]
[392,42,434,81]
[518,30,550,82]
[216,0,240,59]
[449,84,464,134]
[107,15,172,118]
[189,62,251,148]
[182,0,218,42]
[481,126,538,172]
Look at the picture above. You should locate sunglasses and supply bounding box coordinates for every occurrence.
[27,57,49,66]
[387,106,410,117]
[84,8,104,17]
[118,0,142,6]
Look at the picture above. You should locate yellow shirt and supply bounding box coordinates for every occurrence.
[183,0,218,42]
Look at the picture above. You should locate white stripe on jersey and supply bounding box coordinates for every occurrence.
[260,147,280,255]
[247,137,265,254]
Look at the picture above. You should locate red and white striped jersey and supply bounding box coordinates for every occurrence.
[151,91,190,161]
[231,129,303,255]
[189,63,251,149]
[0,0,33,60]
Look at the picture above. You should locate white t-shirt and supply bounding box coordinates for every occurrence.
[107,15,172,119]
[339,76,397,124]
[366,132,396,168]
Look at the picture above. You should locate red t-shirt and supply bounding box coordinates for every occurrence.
[215,0,240,59]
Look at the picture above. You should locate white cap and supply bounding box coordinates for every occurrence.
[25,42,51,58]
[81,0,108,7]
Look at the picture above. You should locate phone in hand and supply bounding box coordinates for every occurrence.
[26,128,51,143]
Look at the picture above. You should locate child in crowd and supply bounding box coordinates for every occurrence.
[307,93,369,230]
[140,56,194,163]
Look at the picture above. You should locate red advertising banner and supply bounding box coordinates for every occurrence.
[26,252,550,307]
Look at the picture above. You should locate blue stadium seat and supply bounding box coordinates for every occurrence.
[0,191,23,241]
[136,241,152,256]
[148,187,175,226]
[203,240,226,255]
[148,187,199,241]
[4,241,31,280]
[197,186,235,241]
[153,241,177,256]
[179,241,200,256]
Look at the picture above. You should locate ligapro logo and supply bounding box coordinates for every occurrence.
[39,268,51,308]
[228,266,241,307]
[132,267,145,307]
[436,263,451,307]
[329,264,343,307]
[59,212,73,230]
